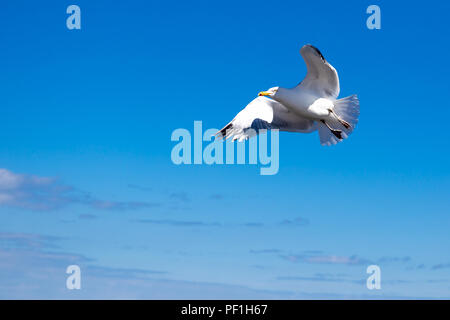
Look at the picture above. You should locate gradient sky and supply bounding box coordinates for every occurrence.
[0,0,449,299]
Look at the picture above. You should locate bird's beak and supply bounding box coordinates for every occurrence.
[258,91,270,96]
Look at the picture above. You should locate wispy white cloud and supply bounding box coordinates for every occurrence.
[378,256,411,264]
[277,273,361,284]
[133,219,301,228]
[0,168,159,211]
[127,184,152,192]
[250,249,283,254]
[280,253,372,265]
[280,217,310,226]
[1,232,447,299]
[0,231,292,299]
[0,168,73,210]
[431,263,450,270]
[133,218,222,227]
[169,192,190,203]
[0,232,62,249]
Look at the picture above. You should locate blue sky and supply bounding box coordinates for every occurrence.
[0,0,449,299]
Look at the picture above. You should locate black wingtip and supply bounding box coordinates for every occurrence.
[331,129,343,140]
[305,44,325,62]
[218,123,233,138]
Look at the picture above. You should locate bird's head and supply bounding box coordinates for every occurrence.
[258,87,279,98]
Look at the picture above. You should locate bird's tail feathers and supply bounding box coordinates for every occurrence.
[333,95,360,133]
[317,95,360,146]
[317,121,344,146]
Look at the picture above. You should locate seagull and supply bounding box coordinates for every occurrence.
[217,44,360,146]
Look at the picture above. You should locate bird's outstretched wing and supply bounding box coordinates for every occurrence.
[217,96,317,141]
[296,44,340,99]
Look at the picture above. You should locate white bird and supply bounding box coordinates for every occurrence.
[217,44,360,146]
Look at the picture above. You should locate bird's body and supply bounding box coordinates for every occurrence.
[217,45,360,146]
[274,87,331,119]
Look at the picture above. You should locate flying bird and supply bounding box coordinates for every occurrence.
[217,45,360,146]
